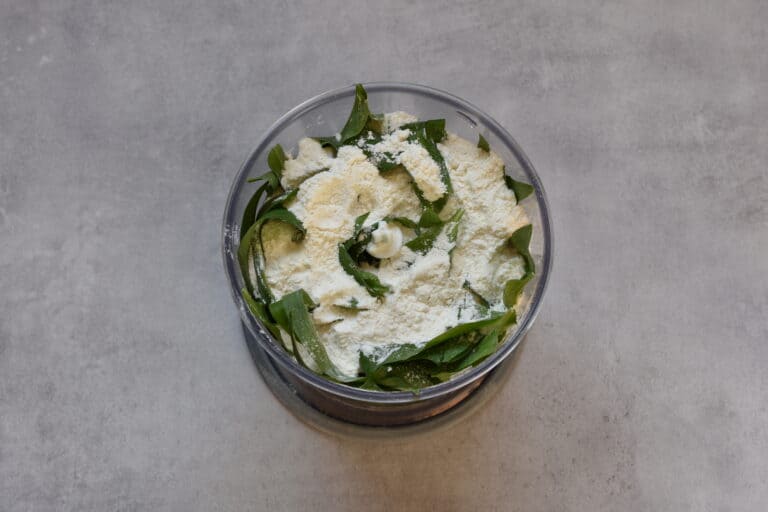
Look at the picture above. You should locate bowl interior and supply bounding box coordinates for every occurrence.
[222,82,553,404]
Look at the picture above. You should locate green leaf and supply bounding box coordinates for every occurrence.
[240,182,270,241]
[241,287,285,347]
[418,208,442,228]
[267,144,287,176]
[508,224,534,274]
[270,290,362,384]
[365,112,384,135]
[424,119,447,142]
[404,207,463,255]
[477,134,490,152]
[400,120,453,204]
[355,132,401,172]
[503,272,533,308]
[416,333,478,365]
[257,188,298,218]
[269,290,333,373]
[375,361,435,391]
[338,243,390,298]
[258,208,306,242]
[352,212,370,234]
[316,84,382,151]
[504,175,534,202]
[238,208,305,301]
[334,297,369,311]
[378,309,516,365]
[359,353,384,390]
[404,225,442,254]
[238,222,260,296]
[445,208,464,244]
[454,329,500,370]
[383,216,419,231]
[463,280,490,310]
[339,84,376,142]
[501,224,535,307]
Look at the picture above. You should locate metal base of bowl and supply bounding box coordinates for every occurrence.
[242,323,521,437]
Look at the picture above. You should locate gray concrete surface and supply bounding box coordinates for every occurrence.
[1,1,766,510]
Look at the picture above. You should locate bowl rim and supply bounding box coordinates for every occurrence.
[222,81,554,404]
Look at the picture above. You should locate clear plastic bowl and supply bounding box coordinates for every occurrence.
[222,82,553,427]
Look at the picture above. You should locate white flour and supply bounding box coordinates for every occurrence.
[259,114,530,375]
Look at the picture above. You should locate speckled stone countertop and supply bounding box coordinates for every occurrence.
[1,1,766,510]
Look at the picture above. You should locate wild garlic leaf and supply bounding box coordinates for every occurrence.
[334,297,369,311]
[338,243,390,298]
[404,207,463,255]
[339,84,378,143]
[257,188,298,218]
[240,182,270,241]
[375,361,435,391]
[404,226,442,254]
[378,309,516,365]
[383,216,419,231]
[316,84,382,151]
[353,212,370,233]
[269,290,331,374]
[503,273,533,307]
[359,353,384,391]
[462,280,490,310]
[401,120,453,204]
[341,212,381,265]
[258,208,306,242]
[364,112,385,135]
[501,224,535,307]
[267,144,287,176]
[508,224,534,273]
[504,175,534,202]
[453,329,500,370]
[238,208,305,301]
[477,134,490,152]
[241,287,285,346]
[445,209,464,245]
[424,119,447,142]
[416,333,478,365]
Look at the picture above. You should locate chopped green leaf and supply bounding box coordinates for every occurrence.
[352,212,370,233]
[462,280,490,310]
[416,333,478,365]
[424,119,447,142]
[401,120,453,206]
[445,208,464,245]
[382,216,418,231]
[339,84,378,142]
[375,361,435,391]
[240,182,270,241]
[503,273,533,307]
[269,290,329,372]
[267,144,287,176]
[504,175,534,202]
[404,225,442,254]
[377,308,516,365]
[258,208,305,242]
[338,243,390,298]
[241,287,284,344]
[257,188,298,218]
[477,134,490,152]
[404,207,463,255]
[315,84,383,151]
[454,329,500,370]
[508,224,534,273]
[501,224,535,307]
[238,208,305,300]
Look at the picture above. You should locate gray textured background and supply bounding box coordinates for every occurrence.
[1,1,767,510]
